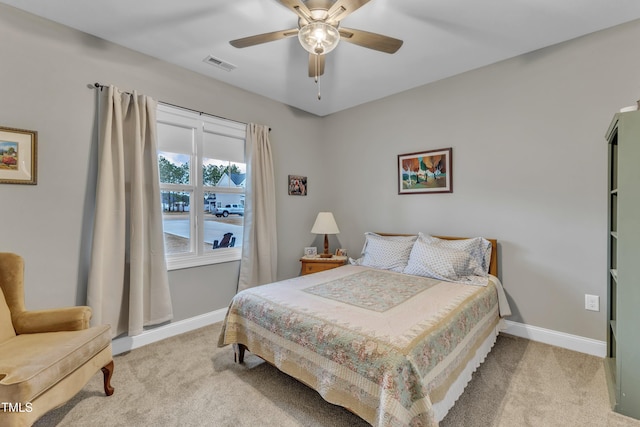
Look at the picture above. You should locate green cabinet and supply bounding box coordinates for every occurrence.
[605,110,640,419]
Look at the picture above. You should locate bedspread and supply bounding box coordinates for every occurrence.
[218,265,507,426]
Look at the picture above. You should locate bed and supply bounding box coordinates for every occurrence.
[218,233,511,426]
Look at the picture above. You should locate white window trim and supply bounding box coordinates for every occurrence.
[156,103,246,270]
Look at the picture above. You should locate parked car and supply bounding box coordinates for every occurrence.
[214,204,244,217]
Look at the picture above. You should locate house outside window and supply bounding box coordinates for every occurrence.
[156,103,246,270]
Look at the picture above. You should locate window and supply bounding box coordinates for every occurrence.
[156,103,246,270]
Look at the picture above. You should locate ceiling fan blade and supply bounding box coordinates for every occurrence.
[339,27,403,54]
[327,0,371,22]
[230,29,298,48]
[276,0,313,22]
[308,54,325,77]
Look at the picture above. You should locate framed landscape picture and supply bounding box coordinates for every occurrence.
[398,147,452,194]
[0,126,37,185]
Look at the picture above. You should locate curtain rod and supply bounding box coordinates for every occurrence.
[92,83,270,131]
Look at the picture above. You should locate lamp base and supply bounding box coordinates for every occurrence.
[319,233,332,258]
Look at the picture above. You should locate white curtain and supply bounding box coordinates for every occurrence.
[238,124,277,291]
[87,85,173,337]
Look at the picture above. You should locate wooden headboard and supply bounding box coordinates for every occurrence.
[376,233,498,277]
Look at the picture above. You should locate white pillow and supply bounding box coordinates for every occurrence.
[352,232,417,272]
[418,233,491,276]
[403,240,482,280]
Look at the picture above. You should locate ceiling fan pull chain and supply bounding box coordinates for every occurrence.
[315,54,321,100]
[316,73,322,100]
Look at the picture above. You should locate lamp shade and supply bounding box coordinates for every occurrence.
[311,212,340,235]
[298,22,340,55]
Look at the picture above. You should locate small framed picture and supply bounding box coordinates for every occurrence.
[0,126,37,185]
[304,247,317,257]
[335,248,347,256]
[288,175,307,196]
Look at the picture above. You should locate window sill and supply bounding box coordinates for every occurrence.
[166,247,241,271]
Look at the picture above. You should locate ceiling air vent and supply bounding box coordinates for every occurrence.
[203,55,236,72]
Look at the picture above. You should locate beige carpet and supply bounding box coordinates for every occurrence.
[34,323,640,427]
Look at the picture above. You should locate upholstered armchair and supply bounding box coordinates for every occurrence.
[0,253,114,427]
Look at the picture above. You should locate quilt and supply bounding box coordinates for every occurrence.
[218,265,507,426]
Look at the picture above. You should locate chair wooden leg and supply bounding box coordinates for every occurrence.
[101,360,115,396]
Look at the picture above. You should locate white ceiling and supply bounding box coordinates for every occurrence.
[4,0,640,116]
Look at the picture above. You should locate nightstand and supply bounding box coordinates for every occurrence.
[300,256,347,275]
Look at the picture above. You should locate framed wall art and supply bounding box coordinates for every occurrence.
[398,147,452,194]
[0,126,37,185]
[288,175,307,196]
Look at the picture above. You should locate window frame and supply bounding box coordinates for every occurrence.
[156,103,247,270]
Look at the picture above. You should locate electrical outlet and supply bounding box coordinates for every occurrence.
[585,294,600,312]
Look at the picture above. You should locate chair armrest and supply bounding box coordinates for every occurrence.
[13,306,92,334]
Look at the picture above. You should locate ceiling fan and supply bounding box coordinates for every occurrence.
[229,0,403,97]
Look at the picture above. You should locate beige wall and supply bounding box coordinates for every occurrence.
[2,3,640,341]
[0,4,324,322]
[322,19,640,340]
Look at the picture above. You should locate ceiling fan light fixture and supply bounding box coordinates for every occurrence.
[298,22,340,55]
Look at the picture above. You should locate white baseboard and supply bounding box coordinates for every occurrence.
[111,308,227,355]
[502,320,606,358]
[111,312,607,359]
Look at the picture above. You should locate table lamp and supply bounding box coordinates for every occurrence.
[311,212,340,258]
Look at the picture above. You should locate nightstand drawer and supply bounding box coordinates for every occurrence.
[300,256,347,275]
[304,262,333,274]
